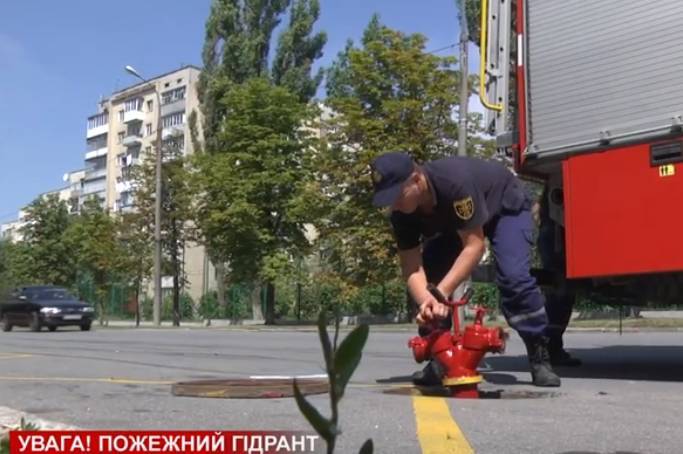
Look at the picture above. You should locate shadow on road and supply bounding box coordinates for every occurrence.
[378,345,683,386]
[486,345,683,382]
[556,452,643,454]
[481,372,529,385]
[375,375,414,384]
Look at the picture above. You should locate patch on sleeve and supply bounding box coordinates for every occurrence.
[453,196,474,220]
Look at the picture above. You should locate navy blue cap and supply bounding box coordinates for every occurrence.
[370,152,414,207]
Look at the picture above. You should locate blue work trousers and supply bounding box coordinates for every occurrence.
[421,208,548,340]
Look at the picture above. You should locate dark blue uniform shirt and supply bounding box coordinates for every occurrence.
[390,157,527,250]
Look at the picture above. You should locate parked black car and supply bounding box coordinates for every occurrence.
[0,286,94,332]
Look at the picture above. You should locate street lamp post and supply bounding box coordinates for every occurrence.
[125,65,163,326]
[456,0,469,158]
[454,3,471,318]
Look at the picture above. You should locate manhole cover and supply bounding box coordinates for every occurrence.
[172,378,329,399]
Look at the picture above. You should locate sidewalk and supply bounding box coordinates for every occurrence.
[97,310,683,332]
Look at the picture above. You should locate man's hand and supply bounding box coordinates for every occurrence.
[416,295,449,325]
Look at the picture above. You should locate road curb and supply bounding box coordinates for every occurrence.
[565,327,683,333]
[97,322,683,333]
[0,406,77,438]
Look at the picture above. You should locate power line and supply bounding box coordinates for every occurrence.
[427,43,457,54]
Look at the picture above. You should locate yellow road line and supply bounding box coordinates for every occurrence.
[0,376,172,385]
[0,377,411,388]
[0,353,33,360]
[413,395,474,454]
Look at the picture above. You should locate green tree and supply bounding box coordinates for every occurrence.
[19,195,74,286]
[117,210,153,326]
[192,78,317,324]
[198,0,291,153]
[194,0,294,314]
[192,0,326,323]
[161,141,194,326]
[65,198,125,325]
[129,140,192,326]
[465,0,483,46]
[272,0,327,102]
[318,17,462,286]
[0,240,15,293]
[0,240,33,289]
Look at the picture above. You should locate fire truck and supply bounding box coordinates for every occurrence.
[479,0,683,305]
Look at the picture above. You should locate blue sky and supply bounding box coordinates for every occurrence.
[0,0,477,222]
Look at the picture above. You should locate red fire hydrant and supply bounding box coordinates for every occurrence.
[408,285,506,398]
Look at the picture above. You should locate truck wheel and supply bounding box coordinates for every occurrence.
[1,315,12,332]
[80,322,92,331]
[48,325,57,332]
[29,313,42,332]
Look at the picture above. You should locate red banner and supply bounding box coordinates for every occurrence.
[9,431,320,454]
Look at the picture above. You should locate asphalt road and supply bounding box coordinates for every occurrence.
[1,326,682,453]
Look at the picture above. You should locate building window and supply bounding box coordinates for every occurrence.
[86,136,107,152]
[145,123,152,136]
[117,131,125,144]
[124,98,143,112]
[120,191,134,208]
[177,78,183,84]
[118,110,124,122]
[145,146,152,155]
[161,112,185,128]
[161,91,171,105]
[87,112,108,129]
[147,100,153,112]
[127,124,141,136]
[161,86,186,105]
[163,134,185,153]
[121,166,134,181]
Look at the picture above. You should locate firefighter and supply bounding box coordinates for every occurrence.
[370,151,561,387]
[536,189,582,367]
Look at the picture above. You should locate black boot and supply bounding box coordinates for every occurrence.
[548,336,582,367]
[524,337,561,387]
[411,360,443,387]
[549,348,582,367]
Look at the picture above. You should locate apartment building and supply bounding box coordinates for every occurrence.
[84,106,109,207]
[1,169,84,243]
[58,169,86,214]
[0,212,26,243]
[82,65,214,302]
[104,66,200,212]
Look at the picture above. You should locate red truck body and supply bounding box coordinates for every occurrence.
[481,0,683,301]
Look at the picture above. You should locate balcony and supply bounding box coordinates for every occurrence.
[122,133,143,147]
[120,163,138,181]
[116,180,133,194]
[86,113,109,139]
[84,167,107,181]
[120,157,140,170]
[80,193,106,209]
[81,181,106,197]
[85,147,108,160]
[162,125,184,140]
[123,110,145,124]
[160,99,186,117]
[115,202,136,214]
[87,124,108,139]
